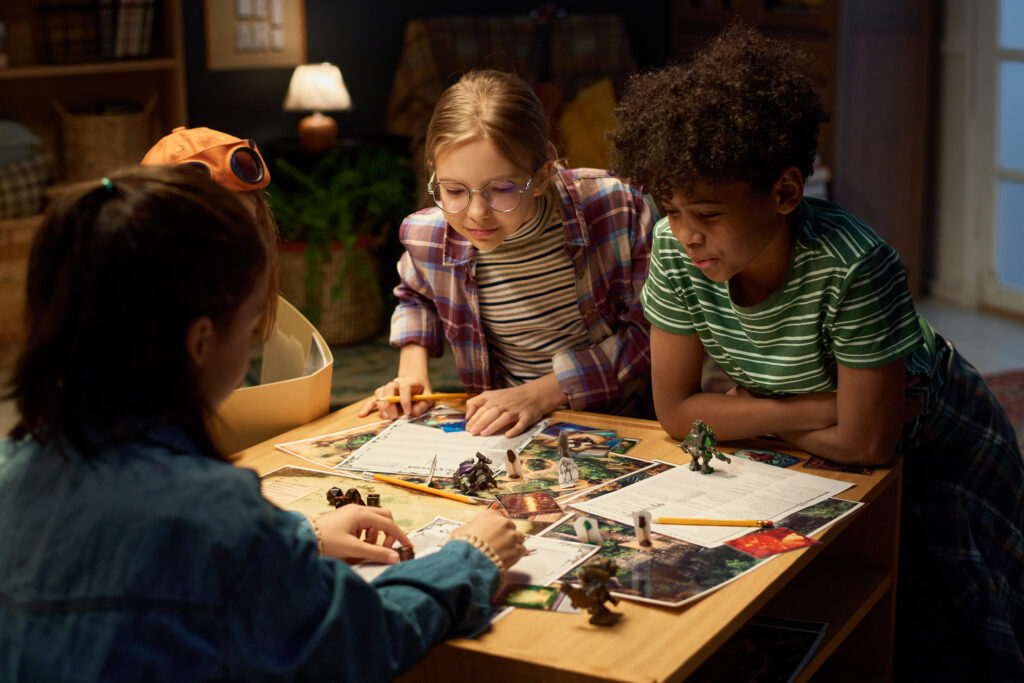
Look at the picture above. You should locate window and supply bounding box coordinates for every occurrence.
[983,1,1024,310]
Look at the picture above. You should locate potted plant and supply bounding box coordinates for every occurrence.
[267,145,416,345]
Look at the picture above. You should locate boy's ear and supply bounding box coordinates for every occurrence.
[773,166,804,215]
[186,316,215,368]
[532,159,556,195]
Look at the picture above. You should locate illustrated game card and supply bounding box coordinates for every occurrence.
[496,490,563,519]
[725,527,818,559]
[802,455,874,475]
[731,448,801,468]
[498,584,559,610]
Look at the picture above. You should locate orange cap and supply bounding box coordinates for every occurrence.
[142,126,270,192]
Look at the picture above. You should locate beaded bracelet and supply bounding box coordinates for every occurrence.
[450,532,506,580]
[308,515,325,556]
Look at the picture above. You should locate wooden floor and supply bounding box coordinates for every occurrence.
[2,298,1024,436]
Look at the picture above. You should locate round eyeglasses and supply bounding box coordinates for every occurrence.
[427,176,533,213]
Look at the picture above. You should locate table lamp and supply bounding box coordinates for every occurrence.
[282,62,352,152]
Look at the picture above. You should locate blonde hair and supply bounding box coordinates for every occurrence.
[425,70,556,178]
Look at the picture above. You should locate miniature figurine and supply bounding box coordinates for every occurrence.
[452,452,498,495]
[573,515,603,544]
[326,487,365,508]
[366,493,380,507]
[504,449,523,479]
[632,509,653,547]
[557,431,580,488]
[679,419,731,475]
[562,558,622,626]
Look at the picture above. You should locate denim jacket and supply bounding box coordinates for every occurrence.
[0,427,499,681]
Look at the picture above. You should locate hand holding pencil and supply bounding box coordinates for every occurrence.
[358,372,468,420]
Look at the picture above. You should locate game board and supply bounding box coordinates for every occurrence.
[539,495,863,608]
[275,421,390,469]
[338,414,657,520]
[259,465,551,536]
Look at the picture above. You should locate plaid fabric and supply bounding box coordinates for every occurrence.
[0,152,50,220]
[385,14,635,139]
[897,334,1024,680]
[390,167,653,413]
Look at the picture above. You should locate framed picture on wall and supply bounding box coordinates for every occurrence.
[204,0,306,71]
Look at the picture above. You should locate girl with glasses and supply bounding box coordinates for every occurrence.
[361,69,656,437]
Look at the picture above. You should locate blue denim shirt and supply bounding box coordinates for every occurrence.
[0,427,500,681]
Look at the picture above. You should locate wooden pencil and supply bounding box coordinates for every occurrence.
[654,517,773,528]
[371,472,481,505]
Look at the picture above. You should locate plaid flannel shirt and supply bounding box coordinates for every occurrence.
[390,167,653,411]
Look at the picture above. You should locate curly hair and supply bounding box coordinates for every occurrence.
[609,23,828,198]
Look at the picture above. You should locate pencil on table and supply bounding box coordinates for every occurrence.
[654,517,774,528]
[378,392,474,403]
[371,472,481,505]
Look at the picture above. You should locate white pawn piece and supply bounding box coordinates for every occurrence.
[557,431,580,489]
[632,509,653,547]
[505,449,523,479]
[573,515,603,544]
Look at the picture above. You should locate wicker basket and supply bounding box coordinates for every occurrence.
[0,215,44,343]
[278,242,385,346]
[53,96,156,181]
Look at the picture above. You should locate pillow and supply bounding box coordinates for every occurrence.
[0,151,51,219]
[0,120,42,167]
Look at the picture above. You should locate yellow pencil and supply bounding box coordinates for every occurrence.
[654,517,773,528]
[371,472,481,505]
[378,392,474,403]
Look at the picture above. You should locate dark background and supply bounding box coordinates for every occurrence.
[182,1,673,147]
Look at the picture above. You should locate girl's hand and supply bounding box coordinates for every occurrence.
[358,375,433,420]
[450,509,527,572]
[464,376,566,438]
[314,505,413,565]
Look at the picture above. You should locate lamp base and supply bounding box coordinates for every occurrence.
[297,112,338,152]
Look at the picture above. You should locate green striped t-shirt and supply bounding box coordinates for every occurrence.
[641,197,930,397]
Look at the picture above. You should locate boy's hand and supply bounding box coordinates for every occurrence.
[358,375,433,420]
[464,375,566,438]
[315,505,412,565]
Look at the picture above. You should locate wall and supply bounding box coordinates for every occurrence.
[931,0,976,306]
[183,0,672,146]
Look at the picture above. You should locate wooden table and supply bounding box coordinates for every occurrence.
[232,402,901,683]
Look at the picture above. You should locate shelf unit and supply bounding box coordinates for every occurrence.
[671,0,937,297]
[0,0,187,181]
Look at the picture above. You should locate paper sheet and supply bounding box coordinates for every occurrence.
[569,457,853,547]
[351,516,599,584]
[339,410,549,477]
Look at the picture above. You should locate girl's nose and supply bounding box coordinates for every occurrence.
[466,190,492,220]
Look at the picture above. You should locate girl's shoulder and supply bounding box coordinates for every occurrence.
[400,205,448,237]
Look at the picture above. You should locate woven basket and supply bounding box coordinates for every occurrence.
[53,96,156,181]
[0,215,44,343]
[278,242,384,346]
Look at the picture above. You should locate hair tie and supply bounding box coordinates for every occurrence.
[100,177,114,195]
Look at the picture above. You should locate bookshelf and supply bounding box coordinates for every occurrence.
[671,0,937,297]
[0,0,187,181]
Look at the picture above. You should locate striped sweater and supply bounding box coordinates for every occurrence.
[641,197,930,397]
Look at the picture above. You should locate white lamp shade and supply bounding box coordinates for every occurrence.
[282,62,352,112]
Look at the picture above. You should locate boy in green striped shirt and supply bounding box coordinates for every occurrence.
[610,23,1023,681]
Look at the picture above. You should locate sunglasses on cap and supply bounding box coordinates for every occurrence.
[177,139,269,193]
